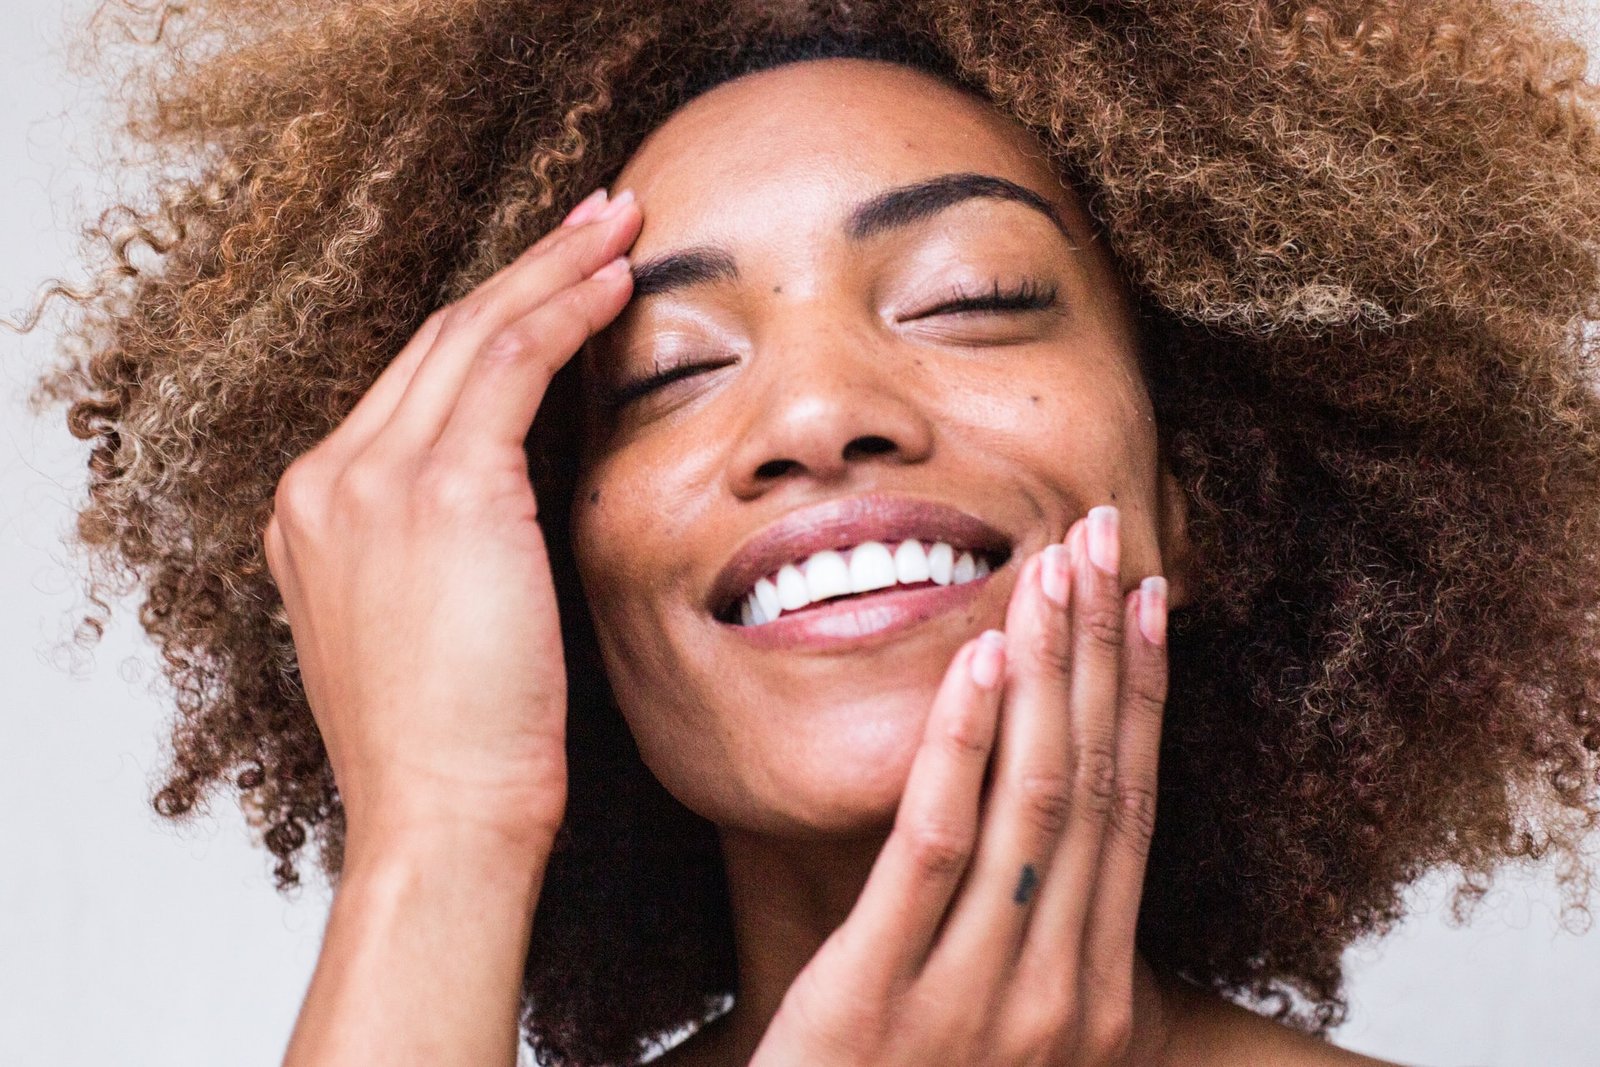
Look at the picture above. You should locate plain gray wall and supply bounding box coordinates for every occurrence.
[3,2,1599,1065]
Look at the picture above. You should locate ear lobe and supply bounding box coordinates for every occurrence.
[1155,461,1197,612]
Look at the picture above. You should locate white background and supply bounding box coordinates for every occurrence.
[3,2,1599,1064]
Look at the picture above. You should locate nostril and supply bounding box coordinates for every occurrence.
[843,435,896,460]
[755,458,800,479]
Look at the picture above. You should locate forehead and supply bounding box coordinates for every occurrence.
[613,57,1090,245]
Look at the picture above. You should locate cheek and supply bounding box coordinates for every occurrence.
[974,345,1151,474]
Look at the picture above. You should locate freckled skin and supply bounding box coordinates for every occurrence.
[573,57,1192,839]
[567,58,1198,1063]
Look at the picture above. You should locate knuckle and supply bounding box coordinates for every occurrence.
[1013,992,1082,1064]
[1030,628,1075,678]
[1016,770,1074,837]
[271,461,322,525]
[1074,743,1120,817]
[938,713,994,760]
[1126,671,1164,723]
[1111,782,1160,845]
[413,459,481,517]
[903,820,974,879]
[442,297,494,333]
[332,459,395,512]
[553,280,617,337]
[422,305,453,333]
[479,324,531,365]
[1078,598,1124,655]
[1126,663,1169,714]
[1084,1006,1134,1063]
[261,515,284,569]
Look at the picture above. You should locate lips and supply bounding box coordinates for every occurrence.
[707,493,1014,623]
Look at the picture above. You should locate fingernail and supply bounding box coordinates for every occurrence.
[1040,544,1069,607]
[562,187,608,227]
[592,255,630,280]
[970,629,1006,689]
[1086,505,1119,576]
[596,187,635,221]
[1138,576,1168,646]
[1067,519,1086,578]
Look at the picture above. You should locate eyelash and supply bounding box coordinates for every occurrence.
[602,277,1060,408]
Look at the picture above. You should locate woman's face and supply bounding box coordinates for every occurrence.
[572,58,1192,838]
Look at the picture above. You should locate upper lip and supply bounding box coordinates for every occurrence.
[708,492,1015,621]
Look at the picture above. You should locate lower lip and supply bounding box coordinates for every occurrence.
[718,574,995,651]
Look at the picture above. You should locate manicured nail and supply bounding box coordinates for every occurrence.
[970,629,1006,689]
[596,187,635,221]
[592,255,630,280]
[1086,505,1119,576]
[562,187,608,227]
[1138,575,1168,646]
[1040,544,1070,607]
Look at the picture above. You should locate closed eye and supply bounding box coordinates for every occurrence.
[914,277,1060,318]
[600,357,737,409]
[601,278,1061,409]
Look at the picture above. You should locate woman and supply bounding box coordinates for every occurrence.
[28,1,1600,1064]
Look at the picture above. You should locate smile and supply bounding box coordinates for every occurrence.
[718,561,1003,651]
[732,539,1002,626]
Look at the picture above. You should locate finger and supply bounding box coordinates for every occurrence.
[1076,575,1167,1003]
[380,191,640,451]
[314,189,608,465]
[1016,507,1127,987]
[562,187,609,228]
[831,631,1006,996]
[928,544,1074,990]
[314,310,447,465]
[434,255,634,456]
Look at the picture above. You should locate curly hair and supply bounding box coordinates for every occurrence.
[22,0,1600,1063]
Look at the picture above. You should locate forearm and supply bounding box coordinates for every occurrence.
[281,824,549,1067]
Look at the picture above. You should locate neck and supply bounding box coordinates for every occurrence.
[683,822,889,1065]
[665,824,1210,1067]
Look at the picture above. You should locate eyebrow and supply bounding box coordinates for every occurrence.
[627,171,1076,302]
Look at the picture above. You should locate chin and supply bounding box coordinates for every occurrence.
[777,698,930,835]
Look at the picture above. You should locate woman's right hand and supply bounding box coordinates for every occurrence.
[262,186,639,858]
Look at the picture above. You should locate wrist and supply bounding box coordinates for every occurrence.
[342,772,566,869]
[343,811,558,893]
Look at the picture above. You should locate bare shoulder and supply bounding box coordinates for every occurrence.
[1160,975,1410,1067]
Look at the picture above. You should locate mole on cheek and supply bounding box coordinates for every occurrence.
[588,490,601,505]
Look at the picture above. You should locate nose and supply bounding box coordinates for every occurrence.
[723,323,936,500]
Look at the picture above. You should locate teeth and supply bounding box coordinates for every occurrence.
[953,550,976,584]
[753,576,781,622]
[776,564,809,610]
[803,549,852,602]
[848,542,898,594]
[894,539,931,583]
[736,539,998,626]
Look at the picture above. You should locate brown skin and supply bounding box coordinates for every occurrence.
[30,0,1600,1060]
[570,59,1393,1067]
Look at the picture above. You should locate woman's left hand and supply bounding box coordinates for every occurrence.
[749,506,1176,1067]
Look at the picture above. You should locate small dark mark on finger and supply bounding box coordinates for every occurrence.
[1013,863,1039,905]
